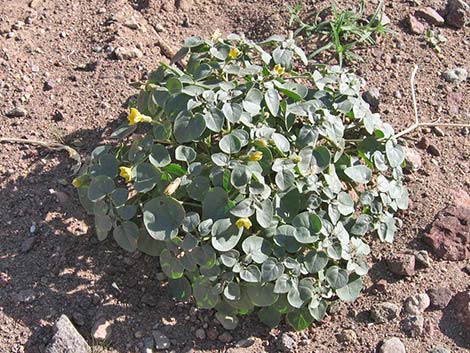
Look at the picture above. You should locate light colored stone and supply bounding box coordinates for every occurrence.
[404,293,430,315]
[408,14,425,34]
[416,7,445,25]
[46,315,90,353]
[443,67,468,84]
[91,317,112,341]
[403,147,422,171]
[371,302,400,323]
[114,47,143,60]
[379,337,406,353]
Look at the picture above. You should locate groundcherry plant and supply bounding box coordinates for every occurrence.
[75,33,408,331]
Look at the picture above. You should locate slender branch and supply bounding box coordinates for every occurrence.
[393,65,470,139]
[0,137,81,174]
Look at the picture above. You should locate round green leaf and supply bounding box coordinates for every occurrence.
[187,176,210,202]
[219,134,242,154]
[242,235,271,264]
[258,306,281,328]
[88,175,115,202]
[160,249,184,279]
[202,187,229,221]
[113,221,139,252]
[344,165,372,184]
[325,266,348,289]
[173,113,206,143]
[286,308,314,331]
[211,218,242,252]
[246,283,278,307]
[175,145,196,163]
[168,277,192,301]
[265,88,280,116]
[143,196,185,241]
[336,275,363,302]
[304,250,328,273]
[149,144,171,168]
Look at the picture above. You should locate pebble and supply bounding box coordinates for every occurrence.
[404,293,430,315]
[134,331,144,339]
[195,328,205,340]
[175,0,194,11]
[338,329,357,343]
[43,79,54,91]
[0,272,10,288]
[362,86,380,106]
[141,293,156,306]
[218,332,233,343]
[428,288,453,309]
[415,7,445,25]
[279,333,296,352]
[206,327,218,340]
[387,253,416,277]
[443,67,468,84]
[416,136,429,150]
[16,289,36,303]
[152,330,170,350]
[235,338,255,348]
[429,347,451,353]
[403,147,422,171]
[154,23,164,32]
[427,144,441,157]
[21,237,36,253]
[445,0,470,28]
[72,312,85,326]
[379,337,406,353]
[407,14,425,34]
[91,317,113,341]
[6,106,27,117]
[371,302,400,323]
[414,250,431,268]
[141,336,154,353]
[401,315,424,337]
[45,315,89,353]
[114,46,143,60]
[433,126,445,137]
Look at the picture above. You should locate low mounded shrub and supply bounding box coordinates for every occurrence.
[74,33,408,330]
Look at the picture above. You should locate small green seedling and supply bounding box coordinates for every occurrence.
[425,29,447,54]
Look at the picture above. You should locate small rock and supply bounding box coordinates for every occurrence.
[152,330,170,350]
[427,144,441,157]
[428,288,453,309]
[371,302,400,323]
[16,289,36,303]
[433,126,445,137]
[45,315,90,353]
[463,264,470,274]
[430,346,451,353]
[43,79,54,91]
[91,317,112,341]
[414,250,431,268]
[394,90,402,99]
[453,290,470,330]
[141,293,156,306]
[206,327,218,340]
[134,331,144,339]
[445,0,470,28]
[387,253,416,276]
[13,21,25,30]
[175,0,193,11]
[218,332,233,343]
[194,328,205,340]
[338,329,357,343]
[0,272,10,287]
[401,315,424,337]
[235,338,255,348]
[362,87,380,106]
[403,147,422,171]
[369,279,388,294]
[154,23,164,32]
[416,136,429,150]
[114,47,143,60]
[415,7,445,25]
[379,337,406,353]
[407,14,426,34]
[71,312,84,327]
[404,293,430,315]
[6,106,27,117]
[141,336,154,353]
[21,237,36,253]
[279,333,296,352]
[443,67,468,84]
[447,92,464,115]
[123,17,140,30]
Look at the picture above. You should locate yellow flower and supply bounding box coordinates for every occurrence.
[211,29,222,42]
[255,139,269,147]
[236,217,252,229]
[291,154,302,163]
[72,177,84,188]
[119,166,133,182]
[228,47,241,59]
[273,64,285,76]
[248,151,263,161]
[164,177,181,196]
[127,108,152,126]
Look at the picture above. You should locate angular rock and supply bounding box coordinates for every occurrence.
[446,0,470,28]
[404,293,430,315]
[428,288,453,309]
[427,144,440,157]
[152,330,170,350]
[21,237,36,253]
[379,337,406,353]
[279,333,296,352]
[114,47,143,60]
[403,147,422,171]
[91,317,112,341]
[206,327,218,341]
[371,302,400,323]
[175,0,193,11]
[6,106,27,117]
[401,314,424,337]
[443,67,468,84]
[141,336,154,353]
[45,315,90,353]
[416,136,429,150]
[453,290,470,330]
[218,332,233,343]
[0,272,10,288]
[414,250,431,268]
[407,14,426,34]
[423,205,470,261]
[387,253,416,276]
[338,329,357,343]
[430,346,451,353]
[362,87,380,106]
[235,337,255,348]
[416,7,445,25]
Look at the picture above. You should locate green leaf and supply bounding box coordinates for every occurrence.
[175,145,196,163]
[325,266,348,289]
[275,169,295,191]
[168,277,192,301]
[193,276,220,309]
[261,258,284,282]
[309,299,328,321]
[133,164,162,193]
[110,188,128,207]
[184,36,205,48]
[166,77,183,94]
[273,48,293,69]
[304,250,328,273]
[211,218,242,252]
[160,249,184,279]
[215,312,239,330]
[88,175,115,202]
[173,113,206,143]
[205,107,225,132]
[219,134,242,154]
[137,229,165,256]
[286,308,314,331]
[202,187,229,221]
[344,165,372,184]
[337,192,354,215]
[149,144,171,168]
[258,306,281,328]
[246,283,278,307]
[242,235,271,264]
[224,282,241,301]
[113,221,139,252]
[265,88,280,116]
[222,103,243,123]
[385,140,405,168]
[187,176,210,202]
[143,196,185,241]
[255,199,273,229]
[336,275,363,302]
[243,88,263,115]
[240,265,261,283]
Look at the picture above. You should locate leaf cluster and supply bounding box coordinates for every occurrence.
[76,33,408,331]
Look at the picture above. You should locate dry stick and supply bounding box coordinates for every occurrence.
[393,65,470,139]
[0,137,81,174]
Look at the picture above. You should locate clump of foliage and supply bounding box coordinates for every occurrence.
[74,33,408,331]
[289,0,393,66]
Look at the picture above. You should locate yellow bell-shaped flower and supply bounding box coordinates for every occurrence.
[228,47,241,59]
[127,108,152,125]
[236,217,252,229]
[119,166,133,182]
[248,151,263,161]
[273,64,285,76]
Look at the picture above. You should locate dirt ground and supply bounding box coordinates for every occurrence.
[0,0,469,352]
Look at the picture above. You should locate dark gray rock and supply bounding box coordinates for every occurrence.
[446,0,470,28]
[362,87,380,106]
[45,315,90,353]
[6,106,27,117]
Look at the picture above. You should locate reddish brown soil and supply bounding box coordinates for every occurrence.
[0,0,469,352]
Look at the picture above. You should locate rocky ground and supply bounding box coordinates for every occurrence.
[0,0,469,352]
